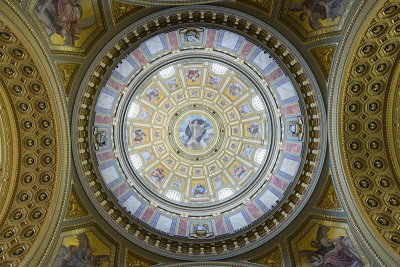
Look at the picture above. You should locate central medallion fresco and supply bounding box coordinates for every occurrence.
[123,59,271,205]
[177,112,215,152]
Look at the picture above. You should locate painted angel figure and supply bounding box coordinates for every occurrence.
[150,168,165,183]
[132,129,146,143]
[192,183,206,197]
[228,82,243,96]
[35,0,96,46]
[53,233,110,267]
[186,69,200,82]
[233,164,247,180]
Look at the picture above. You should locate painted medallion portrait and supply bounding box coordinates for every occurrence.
[178,114,214,151]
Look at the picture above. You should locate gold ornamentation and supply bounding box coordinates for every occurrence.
[65,184,88,220]
[311,45,336,81]
[56,62,79,99]
[125,249,155,266]
[334,1,400,258]
[111,0,144,25]
[316,174,342,210]
[250,245,283,267]
[0,4,70,265]
[236,0,273,15]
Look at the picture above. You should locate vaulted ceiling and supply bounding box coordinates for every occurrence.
[0,1,399,266]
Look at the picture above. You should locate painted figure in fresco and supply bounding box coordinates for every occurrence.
[171,176,184,189]
[145,87,160,102]
[212,175,224,189]
[247,122,261,138]
[53,233,110,267]
[239,102,253,117]
[141,148,154,163]
[150,168,165,183]
[184,119,210,150]
[233,164,247,180]
[138,109,152,122]
[165,77,179,91]
[208,75,221,88]
[289,0,349,30]
[186,68,200,82]
[192,183,206,197]
[299,225,364,266]
[132,129,146,143]
[228,82,243,97]
[241,144,255,158]
[35,0,96,46]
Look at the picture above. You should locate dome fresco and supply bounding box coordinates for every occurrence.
[92,28,310,238]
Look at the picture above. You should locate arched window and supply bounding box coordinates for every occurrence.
[129,154,142,170]
[211,62,228,75]
[252,95,264,111]
[217,188,233,200]
[166,190,181,202]
[128,102,139,118]
[254,148,267,164]
[159,65,175,78]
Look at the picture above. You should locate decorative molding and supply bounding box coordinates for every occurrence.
[125,248,156,266]
[311,45,336,81]
[110,0,144,25]
[56,62,80,99]
[249,245,283,267]
[65,183,88,220]
[315,173,342,211]
[236,0,273,15]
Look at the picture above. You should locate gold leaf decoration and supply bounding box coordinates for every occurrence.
[125,249,155,267]
[237,0,273,15]
[316,174,342,210]
[311,45,336,81]
[56,63,79,99]
[65,184,88,219]
[111,0,144,25]
[250,245,283,266]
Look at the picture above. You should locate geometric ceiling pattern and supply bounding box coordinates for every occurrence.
[0,0,399,266]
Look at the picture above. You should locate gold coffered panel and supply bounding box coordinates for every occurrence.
[111,0,144,25]
[311,45,336,81]
[0,2,70,265]
[249,245,283,267]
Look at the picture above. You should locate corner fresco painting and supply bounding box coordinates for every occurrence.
[32,0,105,54]
[281,0,352,41]
[52,225,117,267]
[289,216,370,267]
